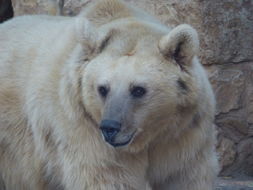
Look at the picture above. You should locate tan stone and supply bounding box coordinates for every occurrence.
[237,138,253,176]
[12,0,62,16]
[247,89,253,124]
[210,68,245,114]
[216,117,248,143]
[217,137,236,169]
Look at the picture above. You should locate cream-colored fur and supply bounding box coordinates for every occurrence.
[0,0,218,189]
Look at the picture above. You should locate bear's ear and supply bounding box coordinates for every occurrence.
[158,24,199,70]
[75,18,98,56]
[75,18,115,58]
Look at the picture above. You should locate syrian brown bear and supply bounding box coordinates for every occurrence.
[0,0,218,189]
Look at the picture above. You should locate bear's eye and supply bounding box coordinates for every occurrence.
[98,86,109,98]
[131,86,146,98]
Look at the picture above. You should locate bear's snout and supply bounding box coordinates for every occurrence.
[100,120,121,143]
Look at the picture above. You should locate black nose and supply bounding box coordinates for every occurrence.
[100,120,121,142]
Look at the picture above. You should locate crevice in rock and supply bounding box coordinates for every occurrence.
[0,0,14,23]
[217,59,253,66]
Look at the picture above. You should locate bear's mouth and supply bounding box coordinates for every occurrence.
[108,136,133,147]
[103,130,136,148]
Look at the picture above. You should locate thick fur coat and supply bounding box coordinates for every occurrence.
[0,0,218,189]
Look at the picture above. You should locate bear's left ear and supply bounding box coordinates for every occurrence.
[158,24,199,69]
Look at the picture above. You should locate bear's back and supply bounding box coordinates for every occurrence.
[0,15,78,85]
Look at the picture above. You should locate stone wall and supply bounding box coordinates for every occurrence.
[5,0,253,177]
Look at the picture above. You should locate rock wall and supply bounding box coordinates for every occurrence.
[6,0,253,177]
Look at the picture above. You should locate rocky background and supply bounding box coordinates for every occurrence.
[1,0,253,183]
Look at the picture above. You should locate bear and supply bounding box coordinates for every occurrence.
[0,0,219,189]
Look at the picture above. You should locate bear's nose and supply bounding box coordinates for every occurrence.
[100,120,121,142]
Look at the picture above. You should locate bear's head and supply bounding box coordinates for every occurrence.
[63,18,201,152]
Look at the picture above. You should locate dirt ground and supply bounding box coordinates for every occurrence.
[216,177,253,190]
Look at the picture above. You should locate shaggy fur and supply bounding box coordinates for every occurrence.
[0,0,218,189]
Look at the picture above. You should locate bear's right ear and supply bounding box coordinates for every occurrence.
[158,24,199,70]
[75,18,115,58]
[75,18,98,57]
